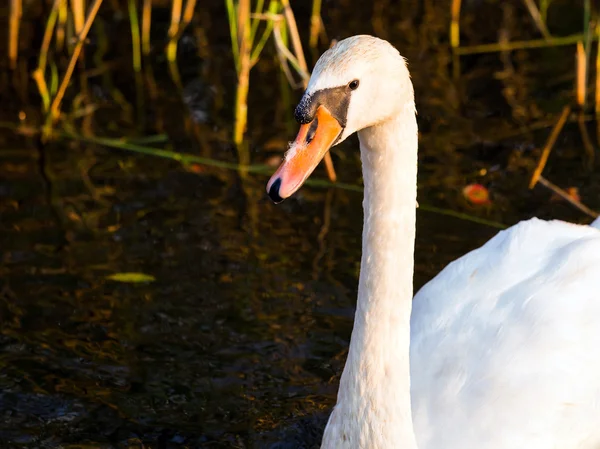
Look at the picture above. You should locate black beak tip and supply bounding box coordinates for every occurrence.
[268,178,284,204]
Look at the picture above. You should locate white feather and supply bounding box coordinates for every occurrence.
[411,218,600,449]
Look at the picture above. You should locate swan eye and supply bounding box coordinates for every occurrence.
[348,79,359,90]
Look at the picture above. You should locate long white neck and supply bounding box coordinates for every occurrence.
[321,101,419,449]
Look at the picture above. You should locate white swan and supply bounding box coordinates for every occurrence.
[266,35,600,449]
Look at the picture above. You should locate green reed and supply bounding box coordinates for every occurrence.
[225,0,280,148]
[9,0,204,138]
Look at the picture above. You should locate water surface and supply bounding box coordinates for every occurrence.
[1,1,598,447]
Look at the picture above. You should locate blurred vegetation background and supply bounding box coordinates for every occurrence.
[2,0,599,221]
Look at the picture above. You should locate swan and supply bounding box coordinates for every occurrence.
[266,35,600,449]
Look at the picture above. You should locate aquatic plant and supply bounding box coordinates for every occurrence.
[224,0,279,150]
[9,0,200,134]
[451,0,598,215]
[3,0,598,219]
[224,0,336,178]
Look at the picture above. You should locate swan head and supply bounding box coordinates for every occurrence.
[267,35,414,203]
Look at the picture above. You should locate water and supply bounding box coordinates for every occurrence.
[1,1,598,447]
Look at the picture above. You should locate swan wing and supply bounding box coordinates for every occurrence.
[410,218,600,449]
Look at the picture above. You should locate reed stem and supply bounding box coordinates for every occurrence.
[128,0,142,71]
[274,17,301,88]
[280,0,307,72]
[233,0,251,147]
[250,0,265,44]
[70,0,85,34]
[457,33,595,55]
[182,0,197,26]
[9,0,22,70]
[582,0,592,110]
[38,0,62,74]
[56,0,68,50]
[225,0,240,71]
[33,0,63,110]
[142,0,152,54]
[540,0,550,23]
[529,105,571,189]
[538,176,598,218]
[450,0,461,80]
[577,111,595,168]
[273,22,309,84]
[166,0,183,62]
[576,41,586,108]
[521,0,551,38]
[250,2,278,67]
[47,0,104,124]
[595,22,600,146]
[309,0,322,48]
[166,0,197,61]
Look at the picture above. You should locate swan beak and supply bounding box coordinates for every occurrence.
[266,106,342,203]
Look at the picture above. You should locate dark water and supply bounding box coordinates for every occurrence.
[1,1,599,447]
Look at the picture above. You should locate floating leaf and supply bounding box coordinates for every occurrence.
[106,272,156,283]
[463,184,491,205]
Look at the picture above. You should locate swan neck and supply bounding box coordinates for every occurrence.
[322,103,419,448]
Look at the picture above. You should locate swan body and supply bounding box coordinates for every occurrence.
[411,218,600,448]
[266,35,600,449]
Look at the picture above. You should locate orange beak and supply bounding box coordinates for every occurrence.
[266,106,343,203]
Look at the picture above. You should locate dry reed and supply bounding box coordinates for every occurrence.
[165,0,197,63]
[56,0,68,50]
[577,41,586,107]
[595,22,600,145]
[529,105,571,189]
[32,0,63,110]
[451,0,598,179]
[537,176,599,218]
[521,0,551,39]
[47,0,104,124]
[167,0,183,62]
[576,40,595,166]
[142,0,152,55]
[9,0,22,70]
[450,0,461,80]
[70,0,85,35]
